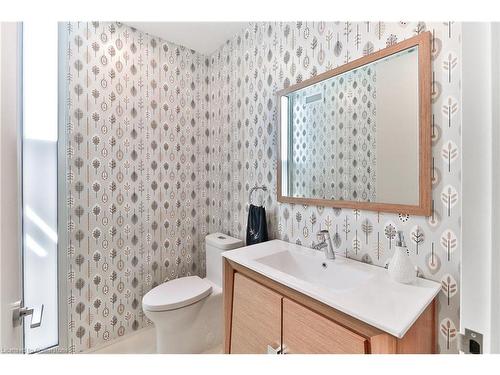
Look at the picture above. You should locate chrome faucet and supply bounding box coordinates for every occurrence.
[312,229,335,260]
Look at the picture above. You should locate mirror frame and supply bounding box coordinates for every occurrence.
[276,31,431,216]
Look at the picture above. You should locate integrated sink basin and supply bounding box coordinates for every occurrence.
[255,250,373,292]
[222,239,441,338]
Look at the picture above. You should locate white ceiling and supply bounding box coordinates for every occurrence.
[125,22,248,55]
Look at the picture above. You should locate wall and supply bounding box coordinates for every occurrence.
[461,22,493,353]
[0,22,23,352]
[64,22,210,352]
[376,49,419,205]
[208,22,461,353]
[491,21,500,355]
[0,22,2,349]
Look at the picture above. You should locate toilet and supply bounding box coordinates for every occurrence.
[142,233,243,353]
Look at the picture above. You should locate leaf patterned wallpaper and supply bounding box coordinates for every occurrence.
[64,21,461,354]
[208,22,461,354]
[64,22,210,353]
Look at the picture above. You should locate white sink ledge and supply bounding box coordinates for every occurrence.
[222,239,440,338]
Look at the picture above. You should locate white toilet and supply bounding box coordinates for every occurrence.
[142,233,243,353]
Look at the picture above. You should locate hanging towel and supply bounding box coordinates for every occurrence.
[246,204,269,245]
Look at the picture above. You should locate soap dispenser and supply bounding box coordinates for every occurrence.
[388,231,416,284]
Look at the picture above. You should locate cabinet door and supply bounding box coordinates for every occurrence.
[230,273,282,354]
[282,298,368,354]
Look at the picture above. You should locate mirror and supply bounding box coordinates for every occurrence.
[277,32,431,215]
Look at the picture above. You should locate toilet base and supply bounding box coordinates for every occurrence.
[144,280,222,354]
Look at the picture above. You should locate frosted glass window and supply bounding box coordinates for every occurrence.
[22,22,59,352]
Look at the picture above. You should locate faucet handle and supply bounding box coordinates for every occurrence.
[396,230,406,247]
[316,229,328,242]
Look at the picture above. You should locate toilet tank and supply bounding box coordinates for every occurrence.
[205,233,243,287]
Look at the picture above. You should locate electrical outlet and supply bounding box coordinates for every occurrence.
[458,328,483,354]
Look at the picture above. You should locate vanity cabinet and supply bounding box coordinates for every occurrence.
[224,259,436,354]
[230,273,282,353]
[282,298,368,354]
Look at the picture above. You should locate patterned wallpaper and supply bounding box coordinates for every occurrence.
[64,21,461,354]
[64,22,210,352]
[208,22,461,353]
[288,65,376,201]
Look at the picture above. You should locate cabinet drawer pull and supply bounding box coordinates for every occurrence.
[267,344,282,354]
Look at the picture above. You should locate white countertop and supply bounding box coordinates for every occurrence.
[222,239,441,338]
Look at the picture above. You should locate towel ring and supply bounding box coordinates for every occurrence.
[249,185,268,205]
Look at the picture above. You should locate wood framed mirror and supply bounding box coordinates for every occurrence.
[276,31,431,216]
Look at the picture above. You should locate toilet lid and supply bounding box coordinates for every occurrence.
[142,276,212,312]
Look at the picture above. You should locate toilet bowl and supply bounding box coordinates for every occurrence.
[142,233,243,353]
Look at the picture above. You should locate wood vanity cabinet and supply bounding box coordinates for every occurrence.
[224,259,436,354]
[230,273,282,353]
[282,298,368,354]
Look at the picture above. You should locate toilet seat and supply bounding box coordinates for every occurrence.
[142,276,212,312]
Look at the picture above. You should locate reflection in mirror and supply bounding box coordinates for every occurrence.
[281,46,419,206]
